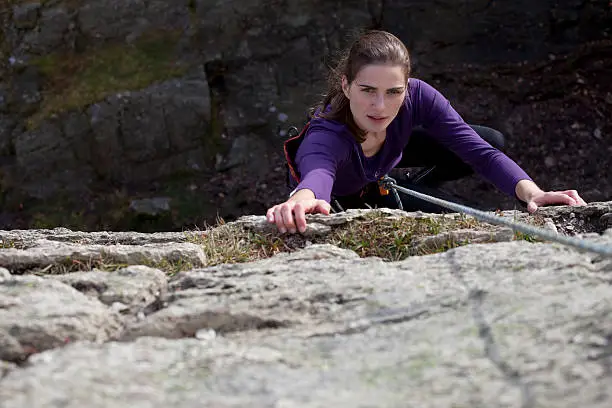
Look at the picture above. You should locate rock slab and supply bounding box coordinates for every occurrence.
[0,206,612,406]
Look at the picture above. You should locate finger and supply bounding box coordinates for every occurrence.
[281,204,296,233]
[538,192,575,207]
[315,200,331,215]
[266,207,276,223]
[564,190,587,206]
[527,201,538,213]
[274,206,287,233]
[293,203,307,233]
[555,192,577,206]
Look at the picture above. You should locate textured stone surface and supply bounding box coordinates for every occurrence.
[52,265,168,313]
[0,227,611,406]
[19,7,73,55]
[0,240,206,273]
[0,228,198,248]
[0,360,16,379]
[12,3,41,30]
[78,0,189,44]
[4,76,211,200]
[0,275,123,363]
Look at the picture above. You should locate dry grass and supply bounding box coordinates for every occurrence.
[6,210,547,276]
[187,210,504,267]
[185,220,290,267]
[29,254,194,276]
[1,240,17,249]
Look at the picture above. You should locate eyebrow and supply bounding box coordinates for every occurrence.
[357,84,405,91]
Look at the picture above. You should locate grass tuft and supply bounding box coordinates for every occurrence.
[187,210,497,267]
[185,218,290,267]
[15,210,552,275]
[0,240,19,249]
[30,254,194,276]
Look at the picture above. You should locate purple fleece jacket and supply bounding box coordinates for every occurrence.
[293,78,533,202]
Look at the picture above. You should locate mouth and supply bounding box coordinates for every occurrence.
[367,115,387,122]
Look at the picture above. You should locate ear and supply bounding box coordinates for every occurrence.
[341,75,350,99]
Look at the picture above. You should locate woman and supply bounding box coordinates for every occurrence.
[267,30,586,234]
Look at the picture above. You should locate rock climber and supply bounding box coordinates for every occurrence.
[267,30,587,234]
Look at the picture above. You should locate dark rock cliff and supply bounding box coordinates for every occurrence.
[1,0,611,231]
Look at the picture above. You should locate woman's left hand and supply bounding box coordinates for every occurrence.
[526,189,587,213]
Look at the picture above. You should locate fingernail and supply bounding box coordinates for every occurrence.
[279,227,286,234]
[289,228,296,234]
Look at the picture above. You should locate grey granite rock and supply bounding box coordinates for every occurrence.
[0,240,206,273]
[51,265,168,313]
[0,275,123,363]
[0,360,16,379]
[0,236,611,407]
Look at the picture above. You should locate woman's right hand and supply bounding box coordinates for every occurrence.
[266,189,331,234]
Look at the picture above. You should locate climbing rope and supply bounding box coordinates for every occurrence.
[378,175,612,258]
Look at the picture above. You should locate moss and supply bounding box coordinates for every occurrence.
[26,30,188,129]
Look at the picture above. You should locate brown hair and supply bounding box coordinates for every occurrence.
[311,30,411,143]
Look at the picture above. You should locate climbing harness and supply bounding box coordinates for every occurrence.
[378,175,612,258]
[284,124,309,191]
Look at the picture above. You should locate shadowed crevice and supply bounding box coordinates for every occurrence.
[119,310,291,342]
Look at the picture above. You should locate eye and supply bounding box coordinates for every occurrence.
[387,89,403,95]
[361,88,375,93]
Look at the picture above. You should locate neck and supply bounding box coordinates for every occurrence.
[366,130,385,140]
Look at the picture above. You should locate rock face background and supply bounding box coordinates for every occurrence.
[1,202,612,406]
[0,0,611,231]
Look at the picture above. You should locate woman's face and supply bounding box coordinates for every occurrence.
[342,63,407,136]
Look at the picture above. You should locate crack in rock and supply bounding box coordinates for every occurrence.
[120,308,291,341]
[469,289,535,408]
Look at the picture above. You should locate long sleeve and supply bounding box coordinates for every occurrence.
[413,79,533,198]
[293,125,351,203]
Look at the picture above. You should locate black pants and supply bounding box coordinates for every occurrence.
[332,124,505,213]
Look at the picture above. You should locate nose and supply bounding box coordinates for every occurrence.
[372,93,385,110]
